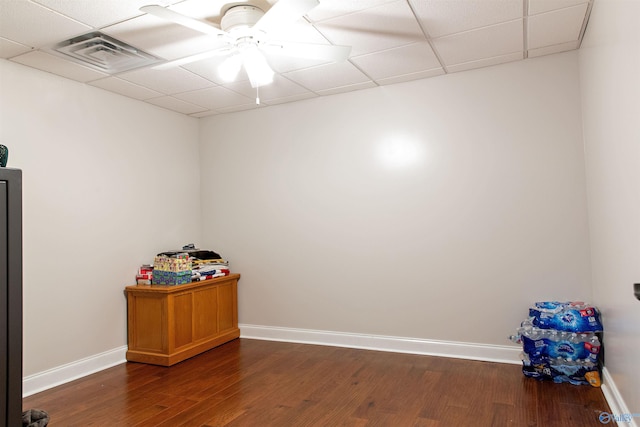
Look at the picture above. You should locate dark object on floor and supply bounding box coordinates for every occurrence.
[22,409,49,427]
[0,144,7,167]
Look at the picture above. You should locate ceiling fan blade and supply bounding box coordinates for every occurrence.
[263,41,351,62]
[140,5,227,37]
[152,47,233,70]
[252,0,319,33]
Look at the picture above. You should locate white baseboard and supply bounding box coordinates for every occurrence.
[601,367,638,427]
[239,323,522,365]
[22,346,127,397]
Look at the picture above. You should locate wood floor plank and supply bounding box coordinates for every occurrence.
[22,338,611,426]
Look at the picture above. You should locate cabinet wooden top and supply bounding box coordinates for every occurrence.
[125,273,240,293]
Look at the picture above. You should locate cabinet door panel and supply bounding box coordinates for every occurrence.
[173,293,193,349]
[193,287,218,340]
[218,283,234,332]
[132,296,165,352]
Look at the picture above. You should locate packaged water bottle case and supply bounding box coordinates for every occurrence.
[510,301,603,387]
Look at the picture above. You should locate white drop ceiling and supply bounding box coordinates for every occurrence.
[0,0,593,117]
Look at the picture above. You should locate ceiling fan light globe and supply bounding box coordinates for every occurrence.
[218,54,242,82]
[242,47,274,87]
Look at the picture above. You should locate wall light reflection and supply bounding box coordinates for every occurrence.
[376,135,425,170]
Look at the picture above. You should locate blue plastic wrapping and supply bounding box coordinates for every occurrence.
[529,301,603,332]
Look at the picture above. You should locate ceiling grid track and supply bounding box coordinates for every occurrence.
[577,0,594,49]
[523,0,530,59]
[406,0,450,75]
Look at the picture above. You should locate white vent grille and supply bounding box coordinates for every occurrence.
[49,32,160,73]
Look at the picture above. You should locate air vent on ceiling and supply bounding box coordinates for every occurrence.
[48,32,160,73]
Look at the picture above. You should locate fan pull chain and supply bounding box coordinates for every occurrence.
[256,86,260,105]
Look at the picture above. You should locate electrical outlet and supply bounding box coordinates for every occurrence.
[635,283,640,301]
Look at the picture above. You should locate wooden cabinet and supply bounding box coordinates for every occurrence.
[125,274,240,366]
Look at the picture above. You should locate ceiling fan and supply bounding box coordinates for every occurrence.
[141,0,352,89]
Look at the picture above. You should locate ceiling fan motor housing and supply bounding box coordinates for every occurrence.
[221,5,265,33]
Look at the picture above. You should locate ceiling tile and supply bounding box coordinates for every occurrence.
[446,51,523,73]
[181,57,228,85]
[145,96,207,115]
[217,103,263,114]
[307,0,399,22]
[173,86,254,110]
[189,110,220,118]
[117,67,215,95]
[350,42,442,81]
[316,80,377,96]
[10,51,108,82]
[432,19,523,66]
[283,61,372,92]
[88,77,163,100]
[411,0,523,38]
[314,0,426,57]
[528,3,589,50]
[528,40,580,58]
[30,0,182,28]
[0,0,91,48]
[266,52,334,74]
[375,68,445,86]
[223,74,310,102]
[528,0,589,15]
[0,37,31,58]
[263,91,318,105]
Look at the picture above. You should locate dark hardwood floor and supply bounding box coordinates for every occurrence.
[23,339,610,426]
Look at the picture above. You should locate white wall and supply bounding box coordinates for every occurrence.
[0,59,201,376]
[579,0,640,413]
[200,52,592,346]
